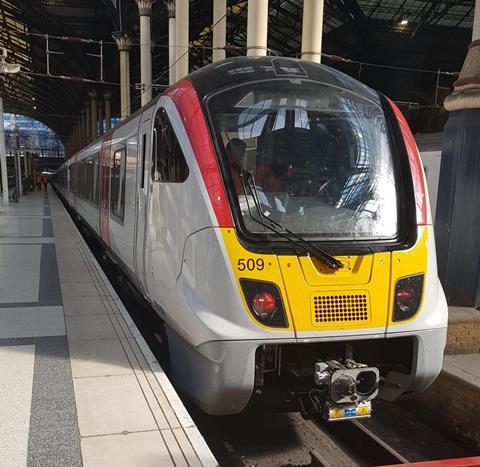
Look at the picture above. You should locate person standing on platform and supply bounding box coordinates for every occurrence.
[42,175,48,191]
[36,174,42,191]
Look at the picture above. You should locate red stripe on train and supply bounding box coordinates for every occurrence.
[388,98,428,226]
[165,80,233,228]
[99,132,112,248]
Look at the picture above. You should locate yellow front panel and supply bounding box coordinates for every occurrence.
[221,228,295,331]
[299,255,373,286]
[221,226,428,332]
[312,291,371,327]
[278,253,391,331]
[389,226,428,325]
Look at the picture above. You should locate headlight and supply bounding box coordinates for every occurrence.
[393,273,424,322]
[240,279,288,328]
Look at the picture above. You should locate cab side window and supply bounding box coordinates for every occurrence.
[151,108,189,183]
[110,147,126,221]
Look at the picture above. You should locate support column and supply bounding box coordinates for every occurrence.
[14,131,21,198]
[166,1,176,85]
[301,0,324,63]
[80,109,86,148]
[27,152,31,178]
[247,0,268,57]
[75,121,80,151]
[212,0,227,62]
[76,121,80,152]
[474,0,480,42]
[112,32,133,119]
[104,90,112,131]
[71,127,76,154]
[175,0,189,80]
[13,149,20,200]
[85,99,91,143]
[136,0,154,106]
[98,99,104,136]
[0,97,8,205]
[23,149,28,179]
[89,90,98,140]
[436,0,480,307]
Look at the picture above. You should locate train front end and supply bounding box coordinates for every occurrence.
[169,57,448,420]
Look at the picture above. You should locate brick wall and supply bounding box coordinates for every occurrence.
[446,321,480,354]
[411,370,480,449]
[446,307,480,355]
[406,307,480,448]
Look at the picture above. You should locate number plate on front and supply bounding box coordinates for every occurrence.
[237,258,265,271]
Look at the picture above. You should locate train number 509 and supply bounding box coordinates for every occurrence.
[237,258,264,271]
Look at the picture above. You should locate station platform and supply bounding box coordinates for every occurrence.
[0,188,218,467]
[411,306,480,450]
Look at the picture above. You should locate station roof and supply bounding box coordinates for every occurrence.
[0,0,476,143]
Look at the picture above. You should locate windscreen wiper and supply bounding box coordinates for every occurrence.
[240,170,343,270]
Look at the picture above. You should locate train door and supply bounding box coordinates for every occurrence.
[134,106,155,296]
[67,164,71,203]
[99,133,112,248]
[143,100,192,315]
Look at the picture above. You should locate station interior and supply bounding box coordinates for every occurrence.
[1,1,480,466]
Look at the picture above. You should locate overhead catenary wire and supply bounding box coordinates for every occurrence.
[11,29,460,78]
[17,69,121,86]
[6,24,460,132]
[320,52,459,77]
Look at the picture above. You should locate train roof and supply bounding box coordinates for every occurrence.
[186,56,381,104]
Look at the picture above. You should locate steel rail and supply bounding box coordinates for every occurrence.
[317,418,409,466]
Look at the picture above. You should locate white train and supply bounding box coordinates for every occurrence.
[54,57,448,421]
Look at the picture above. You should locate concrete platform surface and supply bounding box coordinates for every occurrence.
[0,188,218,467]
[444,353,480,385]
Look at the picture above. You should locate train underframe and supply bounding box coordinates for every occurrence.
[250,338,413,420]
[166,326,447,420]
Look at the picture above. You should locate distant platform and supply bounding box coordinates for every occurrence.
[0,188,217,467]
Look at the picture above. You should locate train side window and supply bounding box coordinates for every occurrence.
[141,133,146,188]
[110,147,126,221]
[94,154,99,205]
[151,108,189,183]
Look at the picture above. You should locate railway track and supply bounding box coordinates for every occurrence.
[182,395,412,467]
[312,418,409,466]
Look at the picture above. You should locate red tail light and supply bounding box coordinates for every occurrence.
[253,292,276,316]
[393,274,424,322]
[397,290,414,303]
[387,98,427,226]
[240,279,288,328]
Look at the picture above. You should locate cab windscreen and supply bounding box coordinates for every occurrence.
[207,79,401,242]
